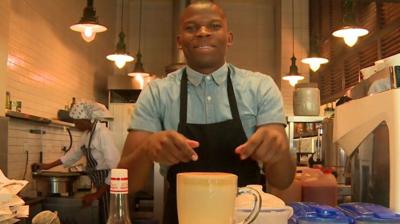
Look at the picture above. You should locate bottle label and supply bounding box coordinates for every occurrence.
[110,177,128,194]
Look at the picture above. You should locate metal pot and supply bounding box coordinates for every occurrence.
[32,171,81,197]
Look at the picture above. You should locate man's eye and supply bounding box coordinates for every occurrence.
[185,25,196,32]
[210,23,222,30]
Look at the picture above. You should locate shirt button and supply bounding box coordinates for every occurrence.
[207,96,212,101]
[206,76,211,80]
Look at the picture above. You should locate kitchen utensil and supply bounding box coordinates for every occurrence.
[32,171,81,197]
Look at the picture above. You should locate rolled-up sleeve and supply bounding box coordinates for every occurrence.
[130,82,163,132]
[99,128,121,185]
[60,138,84,167]
[256,76,286,126]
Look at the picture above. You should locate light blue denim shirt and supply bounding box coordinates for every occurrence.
[130,63,286,175]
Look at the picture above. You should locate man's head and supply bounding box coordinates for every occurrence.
[73,119,92,132]
[177,1,233,74]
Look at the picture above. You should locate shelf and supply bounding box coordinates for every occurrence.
[6,111,75,128]
[287,116,326,123]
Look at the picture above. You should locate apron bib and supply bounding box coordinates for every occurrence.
[164,68,261,224]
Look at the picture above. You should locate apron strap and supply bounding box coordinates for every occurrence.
[179,70,188,124]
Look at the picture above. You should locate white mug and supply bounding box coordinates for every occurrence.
[177,172,261,224]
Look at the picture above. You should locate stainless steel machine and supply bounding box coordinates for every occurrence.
[333,65,400,212]
[349,122,389,206]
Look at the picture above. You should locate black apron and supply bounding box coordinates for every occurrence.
[164,68,261,224]
[81,121,110,224]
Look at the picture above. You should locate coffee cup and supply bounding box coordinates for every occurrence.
[177,172,261,224]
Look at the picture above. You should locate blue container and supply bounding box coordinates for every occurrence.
[338,202,400,223]
[289,202,351,224]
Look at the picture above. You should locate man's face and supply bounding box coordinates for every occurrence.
[73,119,92,131]
[177,4,233,73]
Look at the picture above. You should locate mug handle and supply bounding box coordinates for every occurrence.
[235,187,261,224]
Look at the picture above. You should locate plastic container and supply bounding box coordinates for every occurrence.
[301,169,338,207]
[338,202,400,223]
[289,202,351,224]
[293,83,320,116]
[271,172,302,204]
[235,185,293,224]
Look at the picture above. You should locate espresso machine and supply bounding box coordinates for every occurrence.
[333,88,400,212]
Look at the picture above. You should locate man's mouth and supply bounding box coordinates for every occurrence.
[194,45,215,51]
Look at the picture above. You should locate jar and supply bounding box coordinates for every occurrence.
[293,83,320,116]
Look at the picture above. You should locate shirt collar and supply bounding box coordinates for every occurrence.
[185,63,228,86]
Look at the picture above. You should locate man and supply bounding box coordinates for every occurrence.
[118,1,295,223]
[32,100,120,224]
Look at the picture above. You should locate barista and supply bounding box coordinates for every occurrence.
[32,100,121,224]
[118,1,295,223]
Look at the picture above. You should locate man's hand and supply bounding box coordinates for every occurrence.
[235,124,289,167]
[145,131,199,165]
[31,163,55,171]
[235,124,295,189]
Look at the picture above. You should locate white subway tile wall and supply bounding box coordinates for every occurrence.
[7,119,84,197]
[5,0,116,119]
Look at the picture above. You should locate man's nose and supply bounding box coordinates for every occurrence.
[196,26,211,36]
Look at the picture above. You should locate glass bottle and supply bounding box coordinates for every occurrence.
[107,169,132,224]
[5,91,10,110]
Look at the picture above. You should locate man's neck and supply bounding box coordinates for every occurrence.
[187,63,226,75]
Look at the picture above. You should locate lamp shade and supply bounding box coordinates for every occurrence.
[301,57,329,72]
[70,0,107,42]
[332,26,369,47]
[106,32,134,69]
[128,51,150,78]
[283,56,304,87]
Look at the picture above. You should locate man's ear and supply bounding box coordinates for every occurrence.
[227,32,233,47]
[176,35,182,49]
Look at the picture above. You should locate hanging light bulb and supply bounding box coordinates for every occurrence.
[332,26,368,47]
[70,0,107,43]
[106,0,134,69]
[301,57,329,72]
[128,0,150,79]
[282,0,304,86]
[332,0,368,47]
[283,56,304,86]
[128,51,150,78]
[301,34,329,72]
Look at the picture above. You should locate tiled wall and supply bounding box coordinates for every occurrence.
[0,1,10,116]
[5,0,117,119]
[7,118,84,197]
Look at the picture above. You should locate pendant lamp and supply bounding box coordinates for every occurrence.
[70,0,108,43]
[332,0,368,47]
[128,0,150,78]
[106,0,134,69]
[282,0,304,87]
[301,35,329,72]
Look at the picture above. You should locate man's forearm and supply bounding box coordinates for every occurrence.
[118,133,154,194]
[264,150,295,189]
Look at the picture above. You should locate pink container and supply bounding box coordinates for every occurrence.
[301,169,338,206]
[270,173,302,204]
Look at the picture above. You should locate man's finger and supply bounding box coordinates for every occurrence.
[186,139,200,148]
[235,143,254,160]
[186,139,199,161]
[172,136,199,162]
[235,135,263,160]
